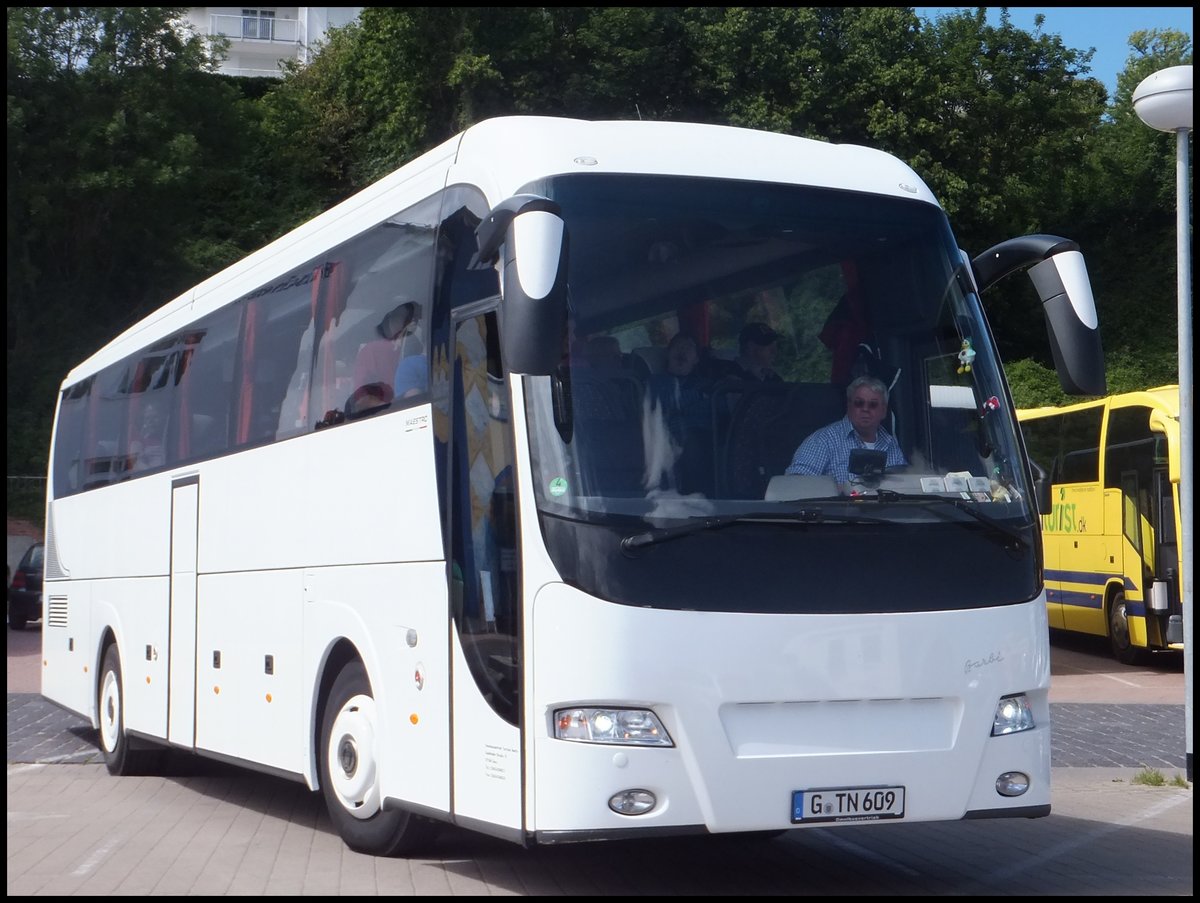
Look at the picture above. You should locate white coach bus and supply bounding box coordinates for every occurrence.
[41,116,1105,855]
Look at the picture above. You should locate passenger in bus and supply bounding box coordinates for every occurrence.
[646,333,713,492]
[128,401,167,472]
[352,298,422,390]
[648,333,709,433]
[785,375,906,486]
[394,352,428,400]
[707,322,783,382]
[583,335,624,373]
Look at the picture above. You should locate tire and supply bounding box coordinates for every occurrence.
[98,644,162,775]
[318,660,436,856]
[1107,590,1145,666]
[9,607,27,631]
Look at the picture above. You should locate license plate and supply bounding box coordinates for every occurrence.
[791,785,906,823]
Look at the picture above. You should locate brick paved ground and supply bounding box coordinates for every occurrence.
[7,693,1191,896]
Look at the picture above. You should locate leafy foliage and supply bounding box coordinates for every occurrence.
[7,7,277,476]
[5,7,1193,496]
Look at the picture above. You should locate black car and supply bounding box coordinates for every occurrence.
[8,541,43,630]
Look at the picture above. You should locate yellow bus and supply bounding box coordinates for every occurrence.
[1017,387,1184,663]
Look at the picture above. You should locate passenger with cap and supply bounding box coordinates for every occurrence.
[718,322,783,382]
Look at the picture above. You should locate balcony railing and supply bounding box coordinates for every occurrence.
[209,14,301,44]
[221,66,290,78]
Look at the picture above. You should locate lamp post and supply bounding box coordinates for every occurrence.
[1133,64,1192,782]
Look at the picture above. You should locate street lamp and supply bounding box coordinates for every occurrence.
[1133,64,1192,782]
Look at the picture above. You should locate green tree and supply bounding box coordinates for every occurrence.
[1059,28,1191,389]
[7,5,1187,496]
[898,9,1107,366]
[689,7,928,140]
[6,7,266,477]
[256,7,715,191]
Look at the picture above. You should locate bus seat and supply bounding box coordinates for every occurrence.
[721,382,844,498]
[632,345,667,376]
[571,373,645,493]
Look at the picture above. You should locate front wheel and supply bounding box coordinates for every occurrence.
[1107,591,1145,665]
[318,660,435,856]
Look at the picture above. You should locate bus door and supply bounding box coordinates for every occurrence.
[1151,464,1181,643]
[167,475,199,746]
[446,305,524,839]
[1019,413,1065,628]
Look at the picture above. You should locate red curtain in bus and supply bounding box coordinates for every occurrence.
[236,301,263,445]
[311,260,348,418]
[173,332,203,459]
[820,260,869,386]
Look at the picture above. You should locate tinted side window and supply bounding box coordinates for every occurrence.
[123,336,182,476]
[1020,414,1063,482]
[176,310,239,461]
[1059,408,1103,483]
[238,281,313,445]
[82,366,132,490]
[1103,406,1155,489]
[52,377,93,497]
[52,195,449,498]
[1104,405,1157,554]
[313,202,441,425]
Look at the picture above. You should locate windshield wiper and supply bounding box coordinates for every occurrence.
[620,504,887,552]
[872,489,1031,554]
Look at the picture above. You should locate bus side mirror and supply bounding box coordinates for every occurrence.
[473,194,569,376]
[1029,457,1052,515]
[1027,251,1106,397]
[971,235,1106,397]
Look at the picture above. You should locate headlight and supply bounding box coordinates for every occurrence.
[554,707,674,746]
[991,693,1035,736]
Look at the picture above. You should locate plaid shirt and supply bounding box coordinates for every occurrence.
[785,416,907,484]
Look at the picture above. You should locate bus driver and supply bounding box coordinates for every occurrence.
[785,375,907,486]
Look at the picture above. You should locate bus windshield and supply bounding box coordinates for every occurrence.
[522,173,1037,614]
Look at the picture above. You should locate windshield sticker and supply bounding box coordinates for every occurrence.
[548,477,568,497]
[944,472,970,493]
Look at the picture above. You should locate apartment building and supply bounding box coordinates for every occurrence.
[183,7,363,77]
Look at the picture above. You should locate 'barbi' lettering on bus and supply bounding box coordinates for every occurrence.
[965,651,1004,674]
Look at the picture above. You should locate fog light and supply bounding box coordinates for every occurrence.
[995,771,1031,797]
[609,789,656,815]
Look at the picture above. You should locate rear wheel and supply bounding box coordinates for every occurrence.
[98,644,161,775]
[1107,590,1145,665]
[319,660,436,856]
